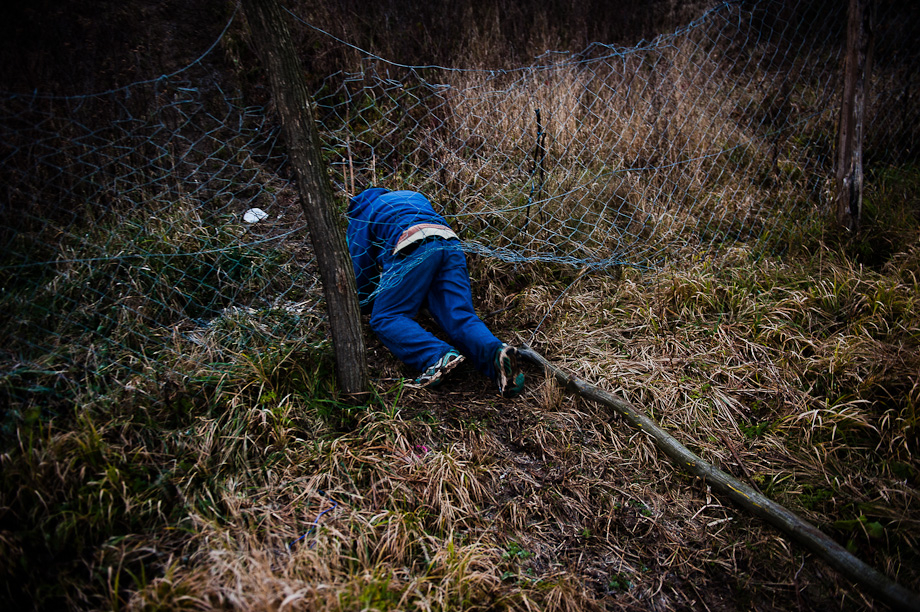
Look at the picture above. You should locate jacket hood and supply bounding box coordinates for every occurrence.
[348,187,390,217]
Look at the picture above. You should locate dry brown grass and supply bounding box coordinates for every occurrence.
[5,224,919,611]
[501,243,920,605]
[2,2,919,610]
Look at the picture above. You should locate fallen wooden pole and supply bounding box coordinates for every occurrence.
[518,345,920,611]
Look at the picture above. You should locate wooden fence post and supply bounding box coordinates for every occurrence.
[240,0,369,397]
[836,0,874,232]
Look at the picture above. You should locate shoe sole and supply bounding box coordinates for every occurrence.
[497,347,524,398]
[416,353,465,389]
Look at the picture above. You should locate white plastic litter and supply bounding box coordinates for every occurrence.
[243,208,269,223]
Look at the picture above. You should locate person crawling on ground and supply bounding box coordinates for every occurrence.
[346,187,525,398]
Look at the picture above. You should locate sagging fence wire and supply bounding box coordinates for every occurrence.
[1,0,918,398]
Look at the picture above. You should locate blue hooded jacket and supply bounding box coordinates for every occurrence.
[346,188,454,305]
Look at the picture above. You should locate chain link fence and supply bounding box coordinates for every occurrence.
[1,0,917,404]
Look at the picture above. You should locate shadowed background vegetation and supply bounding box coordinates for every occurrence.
[0,0,714,93]
[1,0,919,610]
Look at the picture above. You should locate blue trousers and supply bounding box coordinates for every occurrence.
[369,240,503,381]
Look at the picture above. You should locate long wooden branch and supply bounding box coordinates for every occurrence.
[518,345,920,611]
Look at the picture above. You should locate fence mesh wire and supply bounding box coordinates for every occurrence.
[1,0,918,402]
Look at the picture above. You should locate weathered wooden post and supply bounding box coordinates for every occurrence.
[835,0,874,232]
[240,0,369,396]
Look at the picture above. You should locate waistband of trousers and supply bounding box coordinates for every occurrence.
[393,223,459,255]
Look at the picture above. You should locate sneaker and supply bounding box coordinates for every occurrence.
[494,344,525,398]
[415,349,465,389]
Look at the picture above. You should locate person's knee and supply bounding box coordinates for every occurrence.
[369,311,392,333]
[370,308,412,336]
